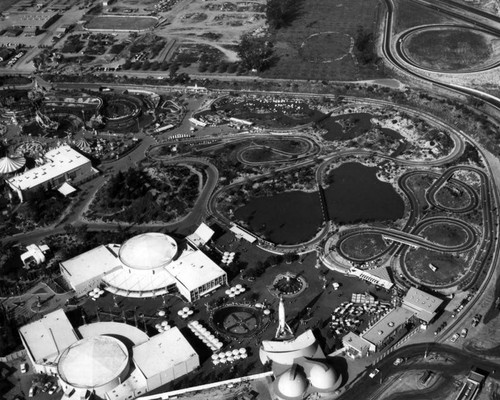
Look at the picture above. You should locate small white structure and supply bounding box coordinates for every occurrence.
[186,223,214,247]
[188,117,207,127]
[276,296,294,340]
[21,243,50,268]
[229,223,257,243]
[347,266,393,290]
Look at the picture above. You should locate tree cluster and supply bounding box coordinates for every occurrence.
[237,34,274,72]
[266,0,301,30]
[354,26,377,65]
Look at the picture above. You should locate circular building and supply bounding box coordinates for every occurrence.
[274,365,308,400]
[309,362,340,391]
[119,233,178,270]
[57,336,130,398]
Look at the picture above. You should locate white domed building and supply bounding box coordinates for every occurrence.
[260,330,341,399]
[60,226,227,302]
[19,310,200,400]
[274,365,308,400]
[57,336,130,398]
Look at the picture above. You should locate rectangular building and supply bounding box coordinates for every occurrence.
[361,307,415,352]
[60,244,122,297]
[133,327,199,390]
[7,145,95,202]
[2,12,59,29]
[166,249,227,302]
[19,309,79,375]
[402,287,443,323]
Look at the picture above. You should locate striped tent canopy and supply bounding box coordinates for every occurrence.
[75,138,91,153]
[0,156,26,174]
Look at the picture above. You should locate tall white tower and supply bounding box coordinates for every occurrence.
[275,296,294,340]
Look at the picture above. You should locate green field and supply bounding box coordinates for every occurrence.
[405,28,493,71]
[260,0,385,80]
[404,248,467,287]
[340,233,388,260]
[420,223,468,247]
[86,16,157,31]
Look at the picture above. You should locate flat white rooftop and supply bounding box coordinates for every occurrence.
[361,307,414,347]
[166,249,225,292]
[8,146,91,191]
[403,287,442,316]
[19,309,79,364]
[61,244,122,289]
[133,327,198,379]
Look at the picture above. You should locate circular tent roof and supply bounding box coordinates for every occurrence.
[57,336,129,389]
[119,233,178,271]
[277,366,308,399]
[0,156,25,174]
[309,363,339,390]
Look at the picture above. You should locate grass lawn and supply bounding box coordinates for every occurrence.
[339,233,388,260]
[434,184,473,209]
[419,223,468,247]
[260,0,386,80]
[405,28,493,71]
[404,248,467,286]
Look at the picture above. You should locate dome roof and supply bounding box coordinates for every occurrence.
[0,156,25,174]
[277,366,308,399]
[309,362,339,390]
[119,233,177,271]
[57,336,129,388]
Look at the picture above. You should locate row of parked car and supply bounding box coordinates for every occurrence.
[20,363,59,397]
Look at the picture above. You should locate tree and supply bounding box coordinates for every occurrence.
[266,0,301,29]
[237,33,274,71]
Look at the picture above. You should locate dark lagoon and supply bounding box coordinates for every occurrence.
[325,162,404,223]
[234,191,323,245]
[233,162,404,245]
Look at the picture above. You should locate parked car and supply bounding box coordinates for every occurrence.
[461,328,468,338]
[450,333,460,343]
[43,382,51,392]
[28,386,36,397]
[393,358,404,366]
[20,363,27,373]
[369,368,380,378]
[48,384,58,395]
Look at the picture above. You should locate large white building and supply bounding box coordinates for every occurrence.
[7,145,96,202]
[60,230,227,301]
[19,310,200,400]
[19,309,79,375]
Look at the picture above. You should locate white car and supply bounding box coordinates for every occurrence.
[369,368,380,378]
[450,333,460,343]
[393,358,404,366]
[461,328,468,338]
[20,363,27,373]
